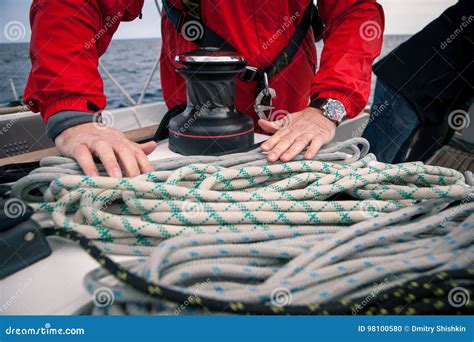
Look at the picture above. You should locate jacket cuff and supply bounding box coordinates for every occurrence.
[39,97,101,122]
[310,91,360,119]
[46,111,95,141]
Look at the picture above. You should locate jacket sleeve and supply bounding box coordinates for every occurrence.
[311,0,384,118]
[23,0,143,127]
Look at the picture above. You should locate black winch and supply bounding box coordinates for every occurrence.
[168,48,255,155]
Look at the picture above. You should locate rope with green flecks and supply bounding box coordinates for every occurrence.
[11,138,471,256]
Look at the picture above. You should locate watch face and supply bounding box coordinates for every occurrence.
[324,99,346,122]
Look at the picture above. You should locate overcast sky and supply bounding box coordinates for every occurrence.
[0,0,458,43]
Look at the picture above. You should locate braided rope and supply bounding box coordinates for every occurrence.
[12,138,470,255]
[80,199,473,314]
[11,138,473,314]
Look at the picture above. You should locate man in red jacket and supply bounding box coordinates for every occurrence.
[24,0,383,178]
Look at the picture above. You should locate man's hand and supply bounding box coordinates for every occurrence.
[55,123,156,178]
[259,107,336,162]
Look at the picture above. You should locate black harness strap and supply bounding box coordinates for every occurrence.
[161,0,323,84]
[182,0,200,20]
[161,0,184,31]
[163,0,235,51]
[312,2,325,42]
[263,1,314,80]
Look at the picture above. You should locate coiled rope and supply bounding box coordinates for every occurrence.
[12,138,474,314]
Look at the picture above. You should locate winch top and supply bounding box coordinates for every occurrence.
[175,47,246,67]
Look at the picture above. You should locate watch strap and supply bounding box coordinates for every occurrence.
[310,98,346,126]
[310,98,329,109]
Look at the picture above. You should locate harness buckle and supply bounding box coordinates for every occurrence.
[254,72,276,120]
[240,66,260,82]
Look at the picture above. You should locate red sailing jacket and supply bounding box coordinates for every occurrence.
[24,0,384,132]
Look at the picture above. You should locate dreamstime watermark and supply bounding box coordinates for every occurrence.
[270,287,292,307]
[268,109,292,130]
[181,20,204,42]
[92,287,115,308]
[174,278,211,315]
[181,201,204,219]
[0,105,30,140]
[448,287,470,308]
[92,110,115,130]
[440,15,474,49]
[439,193,473,228]
[0,278,33,313]
[172,101,211,138]
[0,117,19,136]
[447,109,470,131]
[352,100,390,137]
[85,12,123,49]
[3,21,26,42]
[352,277,389,315]
[359,20,382,42]
[262,12,300,50]
[359,200,383,220]
[4,323,85,336]
[3,198,27,219]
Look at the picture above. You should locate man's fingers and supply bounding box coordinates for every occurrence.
[115,146,141,177]
[267,134,297,162]
[304,138,324,160]
[281,135,312,162]
[134,141,155,174]
[258,119,280,134]
[92,141,122,178]
[260,126,289,152]
[135,150,154,174]
[73,144,99,176]
[261,134,279,152]
[138,141,157,155]
[261,130,289,159]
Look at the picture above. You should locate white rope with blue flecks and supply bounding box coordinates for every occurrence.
[83,196,473,315]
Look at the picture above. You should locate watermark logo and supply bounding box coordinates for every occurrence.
[4,198,27,219]
[359,20,382,42]
[0,278,33,313]
[3,21,26,42]
[359,200,383,219]
[269,109,292,130]
[439,193,473,229]
[448,287,470,308]
[85,12,122,49]
[181,21,204,42]
[92,287,115,308]
[262,12,300,49]
[173,101,211,138]
[440,15,474,49]
[0,117,20,136]
[174,279,211,315]
[352,278,389,315]
[447,109,470,131]
[181,201,204,219]
[352,100,390,138]
[270,287,292,307]
[5,322,85,336]
[92,110,115,130]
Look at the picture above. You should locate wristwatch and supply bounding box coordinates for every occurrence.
[310,98,347,126]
